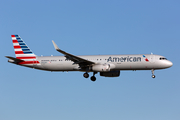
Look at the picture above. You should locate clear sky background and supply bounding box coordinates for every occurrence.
[0,0,180,120]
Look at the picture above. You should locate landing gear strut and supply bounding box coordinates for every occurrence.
[91,72,97,82]
[151,69,155,78]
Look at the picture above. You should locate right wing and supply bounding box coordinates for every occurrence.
[52,40,95,66]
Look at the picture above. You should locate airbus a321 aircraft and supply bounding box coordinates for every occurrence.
[6,35,173,81]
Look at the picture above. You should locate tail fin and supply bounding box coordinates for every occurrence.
[11,35,36,58]
[11,35,39,65]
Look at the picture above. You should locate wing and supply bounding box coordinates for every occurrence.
[52,41,95,66]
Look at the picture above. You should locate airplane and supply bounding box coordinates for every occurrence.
[6,35,173,81]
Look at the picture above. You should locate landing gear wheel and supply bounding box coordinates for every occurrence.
[83,73,89,78]
[91,76,96,81]
[152,75,155,78]
[151,69,156,79]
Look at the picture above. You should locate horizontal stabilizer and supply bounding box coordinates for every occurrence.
[5,56,24,62]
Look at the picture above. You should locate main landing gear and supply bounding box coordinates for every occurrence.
[151,69,155,78]
[83,72,97,81]
[83,72,89,78]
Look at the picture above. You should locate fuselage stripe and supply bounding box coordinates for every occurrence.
[18,61,40,65]
[16,57,36,59]
[16,54,36,57]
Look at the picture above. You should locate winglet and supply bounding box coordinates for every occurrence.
[51,40,95,65]
[52,40,60,50]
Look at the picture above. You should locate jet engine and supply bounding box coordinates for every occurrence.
[92,64,110,72]
[100,70,120,77]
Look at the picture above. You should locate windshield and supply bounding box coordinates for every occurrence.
[159,57,167,60]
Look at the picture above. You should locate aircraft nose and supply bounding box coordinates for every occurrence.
[166,61,173,68]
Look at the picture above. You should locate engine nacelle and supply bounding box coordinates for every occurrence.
[92,64,110,72]
[100,71,120,77]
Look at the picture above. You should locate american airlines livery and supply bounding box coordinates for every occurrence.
[6,35,173,81]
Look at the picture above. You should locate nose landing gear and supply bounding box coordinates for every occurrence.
[152,75,155,78]
[151,69,156,78]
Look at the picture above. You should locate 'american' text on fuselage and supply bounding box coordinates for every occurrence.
[107,56,141,62]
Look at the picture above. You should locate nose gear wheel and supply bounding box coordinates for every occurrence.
[151,69,156,78]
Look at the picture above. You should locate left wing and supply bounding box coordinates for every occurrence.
[52,40,95,66]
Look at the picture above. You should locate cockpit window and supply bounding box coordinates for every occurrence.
[159,57,167,60]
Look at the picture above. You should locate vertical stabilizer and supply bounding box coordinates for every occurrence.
[11,35,39,65]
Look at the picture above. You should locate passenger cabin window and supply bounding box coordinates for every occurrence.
[159,57,167,60]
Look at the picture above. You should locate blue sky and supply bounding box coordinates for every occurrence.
[0,0,180,120]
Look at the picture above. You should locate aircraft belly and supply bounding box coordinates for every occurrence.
[114,62,154,70]
[41,62,76,71]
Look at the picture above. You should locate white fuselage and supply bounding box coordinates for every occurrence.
[19,54,172,72]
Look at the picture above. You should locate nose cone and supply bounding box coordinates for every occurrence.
[166,60,173,68]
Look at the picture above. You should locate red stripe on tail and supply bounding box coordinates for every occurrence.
[15,51,24,54]
[14,46,21,49]
[12,40,18,43]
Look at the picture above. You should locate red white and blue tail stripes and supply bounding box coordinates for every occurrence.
[11,35,39,65]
